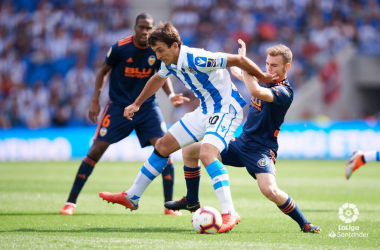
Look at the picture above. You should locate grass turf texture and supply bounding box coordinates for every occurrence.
[0,160,379,249]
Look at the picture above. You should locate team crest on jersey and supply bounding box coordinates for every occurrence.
[195,57,207,67]
[148,55,156,66]
[100,127,107,137]
[189,67,197,74]
[257,157,269,168]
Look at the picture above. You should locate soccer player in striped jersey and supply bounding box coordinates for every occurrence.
[99,22,277,233]
[60,14,189,216]
[346,150,380,179]
[168,40,321,234]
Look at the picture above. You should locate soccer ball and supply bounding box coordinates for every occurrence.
[192,206,222,234]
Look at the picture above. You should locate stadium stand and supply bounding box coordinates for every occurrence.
[0,0,379,128]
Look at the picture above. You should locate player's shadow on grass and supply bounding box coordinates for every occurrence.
[7,227,192,233]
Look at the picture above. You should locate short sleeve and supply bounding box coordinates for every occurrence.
[270,85,292,106]
[192,49,227,72]
[158,62,172,78]
[105,44,119,67]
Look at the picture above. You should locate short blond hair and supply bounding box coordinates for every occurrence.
[266,44,292,64]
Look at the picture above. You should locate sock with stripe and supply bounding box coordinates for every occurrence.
[363,150,380,163]
[126,150,169,201]
[205,160,234,214]
[184,165,201,204]
[278,195,309,229]
[162,156,174,202]
[67,155,97,204]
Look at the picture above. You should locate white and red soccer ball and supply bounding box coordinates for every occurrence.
[192,206,222,234]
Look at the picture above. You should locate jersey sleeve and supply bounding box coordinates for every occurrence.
[105,43,119,67]
[270,85,292,106]
[192,49,227,72]
[158,62,171,78]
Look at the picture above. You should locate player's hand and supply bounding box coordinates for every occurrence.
[170,93,190,107]
[124,103,140,120]
[88,100,101,124]
[237,39,246,57]
[260,72,279,84]
[230,66,243,79]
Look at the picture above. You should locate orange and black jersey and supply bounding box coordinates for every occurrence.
[239,78,293,151]
[106,35,160,109]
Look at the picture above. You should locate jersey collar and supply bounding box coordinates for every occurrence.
[132,35,149,49]
[176,45,189,71]
[274,78,289,86]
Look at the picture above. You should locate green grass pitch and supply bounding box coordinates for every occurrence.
[1,160,379,249]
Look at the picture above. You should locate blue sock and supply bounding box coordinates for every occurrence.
[184,165,201,204]
[278,196,309,228]
[67,155,97,203]
[162,157,174,202]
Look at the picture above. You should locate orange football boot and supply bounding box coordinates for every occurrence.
[164,208,183,216]
[60,203,76,215]
[218,211,241,233]
[99,191,139,211]
[345,150,365,179]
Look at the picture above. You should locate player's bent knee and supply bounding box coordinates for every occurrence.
[154,138,170,157]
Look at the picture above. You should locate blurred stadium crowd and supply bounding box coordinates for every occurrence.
[1,0,380,128]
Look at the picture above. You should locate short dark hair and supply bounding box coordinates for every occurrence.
[148,21,182,48]
[135,13,154,26]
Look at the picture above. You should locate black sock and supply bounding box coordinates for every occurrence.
[67,155,97,204]
[162,157,174,202]
[184,165,201,204]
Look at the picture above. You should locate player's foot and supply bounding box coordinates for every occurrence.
[301,223,321,234]
[164,207,183,216]
[345,150,365,179]
[164,196,200,212]
[99,191,139,211]
[218,211,241,233]
[60,203,76,215]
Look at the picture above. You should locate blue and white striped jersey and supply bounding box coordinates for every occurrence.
[158,45,246,114]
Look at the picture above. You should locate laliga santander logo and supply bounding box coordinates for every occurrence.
[339,203,359,223]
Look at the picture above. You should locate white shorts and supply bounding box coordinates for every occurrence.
[169,105,243,153]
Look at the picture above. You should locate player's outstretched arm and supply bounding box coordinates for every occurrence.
[236,39,274,103]
[161,77,190,107]
[124,73,167,120]
[225,51,278,84]
[89,60,112,124]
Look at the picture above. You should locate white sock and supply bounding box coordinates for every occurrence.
[126,153,168,200]
[363,150,380,163]
[212,173,234,214]
[126,171,153,200]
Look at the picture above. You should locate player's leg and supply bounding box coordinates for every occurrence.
[165,142,202,212]
[200,108,243,233]
[149,137,175,202]
[149,136,182,216]
[60,140,110,215]
[346,150,380,179]
[60,140,110,214]
[99,132,181,210]
[256,173,320,233]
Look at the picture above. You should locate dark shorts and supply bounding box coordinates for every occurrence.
[94,101,166,147]
[221,137,277,179]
